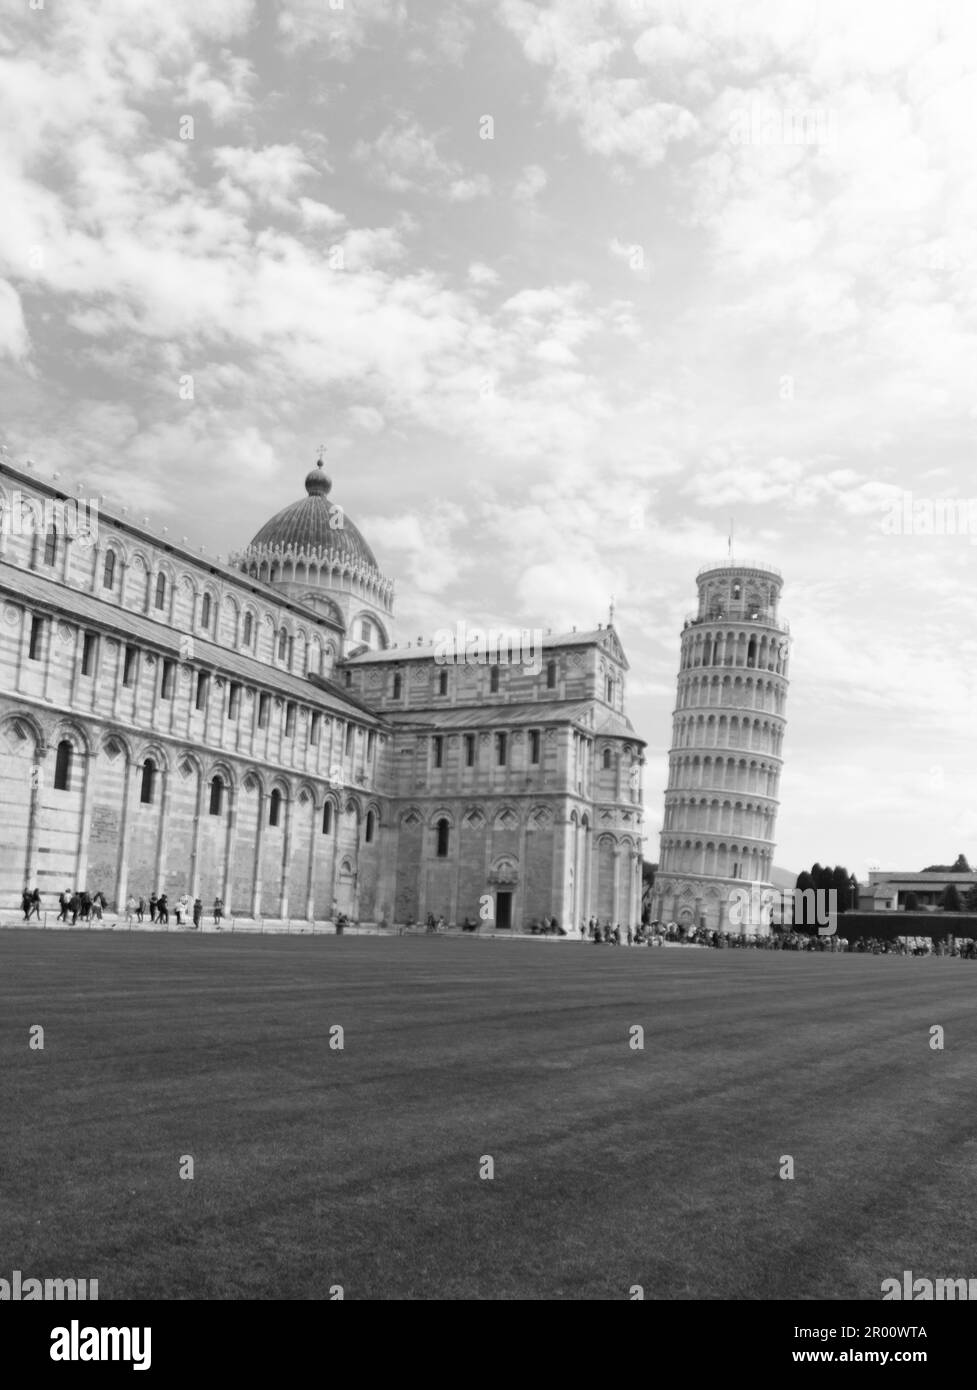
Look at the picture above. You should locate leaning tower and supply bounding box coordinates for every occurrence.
[652,561,789,933]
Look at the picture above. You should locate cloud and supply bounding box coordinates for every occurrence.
[352,120,491,200]
[0,281,29,360]
[513,163,548,201]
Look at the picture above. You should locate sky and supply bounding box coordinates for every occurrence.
[2,0,976,879]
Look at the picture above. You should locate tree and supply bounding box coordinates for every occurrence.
[921,855,972,872]
[941,883,962,912]
[831,865,851,913]
[794,870,814,927]
[903,891,920,912]
[964,884,977,913]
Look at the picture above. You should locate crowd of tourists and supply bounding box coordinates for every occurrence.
[21,888,225,930]
[643,921,977,956]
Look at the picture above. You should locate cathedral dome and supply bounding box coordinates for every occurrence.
[248,458,379,570]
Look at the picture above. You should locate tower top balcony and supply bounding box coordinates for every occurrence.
[697,560,782,580]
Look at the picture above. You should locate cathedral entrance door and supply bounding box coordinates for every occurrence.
[495,891,513,930]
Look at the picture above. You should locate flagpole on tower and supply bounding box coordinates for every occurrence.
[728,518,735,565]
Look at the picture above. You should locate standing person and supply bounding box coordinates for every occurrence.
[58,890,70,923]
[68,891,80,925]
[91,892,104,922]
[627,925,634,947]
[125,895,137,927]
[174,897,183,927]
[178,892,191,927]
[149,892,158,923]
[157,893,169,925]
[21,888,32,921]
[137,896,145,923]
[28,888,41,920]
[79,890,92,921]
[213,896,223,930]
[192,898,202,930]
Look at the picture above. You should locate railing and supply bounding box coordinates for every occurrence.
[697,559,782,578]
[684,612,790,634]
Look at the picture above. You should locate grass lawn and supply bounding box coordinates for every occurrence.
[1,930,974,1300]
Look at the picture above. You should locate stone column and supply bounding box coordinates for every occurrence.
[328,802,343,920]
[74,745,97,892]
[188,767,205,898]
[153,766,171,894]
[251,787,265,917]
[24,742,46,890]
[611,844,621,924]
[305,796,319,922]
[114,757,135,909]
[219,782,235,916]
[279,791,294,919]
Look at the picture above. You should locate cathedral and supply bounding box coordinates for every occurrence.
[0,451,646,930]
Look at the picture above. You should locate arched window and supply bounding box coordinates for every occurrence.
[139,758,155,804]
[103,550,116,589]
[278,628,288,660]
[201,594,211,629]
[44,525,58,567]
[243,612,253,647]
[360,619,372,643]
[322,801,333,835]
[392,672,402,699]
[53,739,73,791]
[490,666,500,693]
[438,670,448,696]
[436,818,450,858]
[154,573,166,610]
[603,748,612,770]
[269,789,282,827]
[209,776,223,816]
[365,810,375,844]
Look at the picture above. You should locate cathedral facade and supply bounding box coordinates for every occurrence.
[0,453,645,930]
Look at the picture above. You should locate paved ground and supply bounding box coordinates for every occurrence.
[2,930,974,1300]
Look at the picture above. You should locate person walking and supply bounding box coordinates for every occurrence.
[58,889,70,923]
[149,892,158,924]
[192,898,202,930]
[91,892,104,922]
[22,889,32,921]
[137,896,146,923]
[79,890,92,922]
[157,893,169,925]
[68,891,80,925]
[125,895,137,927]
[213,896,223,930]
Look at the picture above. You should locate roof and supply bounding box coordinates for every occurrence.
[249,494,380,570]
[1,562,385,727]
[385,698,643,741]
[0,457,345,634]
[867,871,977,884]
[344,625,629,667]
